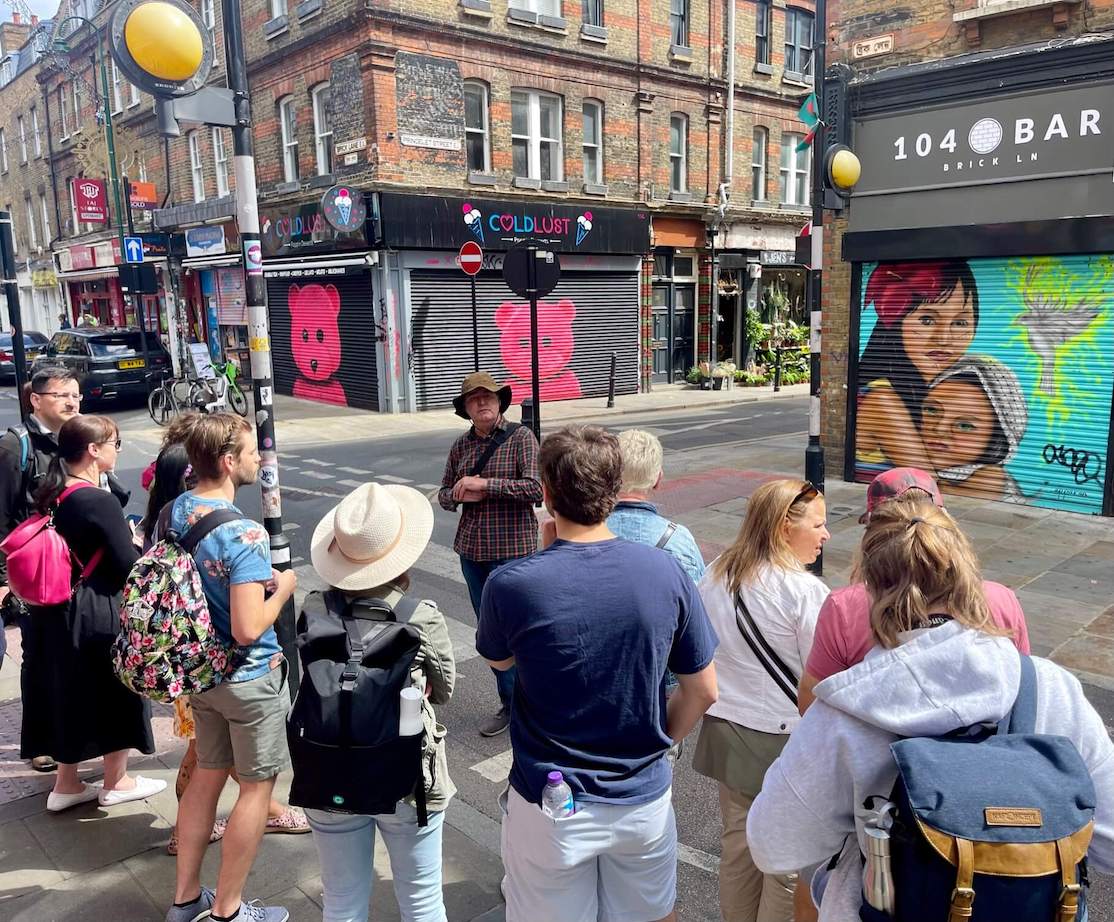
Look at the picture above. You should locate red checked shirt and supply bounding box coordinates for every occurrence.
[439,418,542,562]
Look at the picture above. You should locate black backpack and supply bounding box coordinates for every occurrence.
[287,589,429,824]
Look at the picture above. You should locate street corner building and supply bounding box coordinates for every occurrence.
[819,22,1114,518]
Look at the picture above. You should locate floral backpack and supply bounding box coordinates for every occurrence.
[114,507,244,702]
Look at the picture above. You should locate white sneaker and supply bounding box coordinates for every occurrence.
[46,782,102,812]
[98,774,167,807]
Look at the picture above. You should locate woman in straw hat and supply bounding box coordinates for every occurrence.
[305,482,456,922]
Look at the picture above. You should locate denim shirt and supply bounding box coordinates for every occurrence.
[607,499,706,585]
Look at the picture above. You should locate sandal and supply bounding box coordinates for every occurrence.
[264,807,310,834]
[166,819,227,856]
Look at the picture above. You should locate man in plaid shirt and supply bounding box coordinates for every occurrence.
[440,372,542,736]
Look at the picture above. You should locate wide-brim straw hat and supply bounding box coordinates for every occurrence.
[311,482,433,591]
[452,371,512,420]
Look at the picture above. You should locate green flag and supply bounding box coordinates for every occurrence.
[798,93,819,127]
[796,125,816,152]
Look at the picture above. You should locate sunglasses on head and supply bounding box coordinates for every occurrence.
[793,481,820,505]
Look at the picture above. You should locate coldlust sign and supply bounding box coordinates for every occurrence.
[850,80,1114,233]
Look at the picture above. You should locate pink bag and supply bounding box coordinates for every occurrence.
[0,482,105,607]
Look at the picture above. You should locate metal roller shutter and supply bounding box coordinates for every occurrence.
[268,269,379,411]
[408,269,640,411]
[852,254,1114,515]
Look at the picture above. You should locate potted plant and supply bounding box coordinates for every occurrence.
[712,360,736,390]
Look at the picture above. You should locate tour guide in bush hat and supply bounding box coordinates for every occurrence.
[453,372,513,420]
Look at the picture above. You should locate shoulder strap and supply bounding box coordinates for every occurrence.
[470,423,520,477]
[734,589,799,706]
[392,596,422,624]
[155,501,174,545]
[56,480,97,505]
[996,653,1037,736]
[8,425,29,472]
[178,507,244,554]
[655,522,678,549]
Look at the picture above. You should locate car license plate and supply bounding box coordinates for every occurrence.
[118,358,146,369]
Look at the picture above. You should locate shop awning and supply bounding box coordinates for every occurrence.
[57,267,119,282]
[262,253,374,275]
[182,254,242,269]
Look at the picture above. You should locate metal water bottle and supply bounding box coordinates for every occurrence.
[863,825,895,915]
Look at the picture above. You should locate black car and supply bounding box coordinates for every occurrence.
[0,331,49,381]
[33,328,172,403]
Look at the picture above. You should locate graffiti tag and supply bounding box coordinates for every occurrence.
[1042,443,1104,485]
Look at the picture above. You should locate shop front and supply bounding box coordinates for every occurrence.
[377,193,651,411]
[840,45,1114,516]
[262,194,380,411]
[176,225,251,376]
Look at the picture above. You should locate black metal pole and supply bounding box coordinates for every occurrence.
[223,0,298,695]
[527,245,541,442]
[774,343,782,392]
[805,0,827,576]
[0,212,28,423]
[607,350,616,408]
[471,275,479,371]
[122,178,152,386]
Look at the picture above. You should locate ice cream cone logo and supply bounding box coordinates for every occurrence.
[335,188,353,225]
[576,211,593,246]
[462,202,484,243]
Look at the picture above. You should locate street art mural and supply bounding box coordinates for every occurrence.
[495,298,583,402]
[855,256,1114,514]
[288,283,348,406]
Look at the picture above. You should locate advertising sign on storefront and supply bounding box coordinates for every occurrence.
[260,199,369,258]
[72,178,109,223]
[185,225,227,257]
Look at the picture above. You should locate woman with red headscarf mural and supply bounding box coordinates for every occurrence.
[855,260,980,474]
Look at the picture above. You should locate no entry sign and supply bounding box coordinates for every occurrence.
[458,241,483,276]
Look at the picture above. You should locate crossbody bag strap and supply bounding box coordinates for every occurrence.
[734,589,799,706]
[469,423,520,477]
[655,522,678,549]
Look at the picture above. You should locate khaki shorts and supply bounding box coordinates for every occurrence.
[192,662,291,781]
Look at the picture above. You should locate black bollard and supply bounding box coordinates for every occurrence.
[606,351,617,408]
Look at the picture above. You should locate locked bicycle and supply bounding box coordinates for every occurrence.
[191,360,249,417]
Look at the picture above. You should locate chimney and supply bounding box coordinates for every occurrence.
[10,12,18,24]
[30,15,38,25]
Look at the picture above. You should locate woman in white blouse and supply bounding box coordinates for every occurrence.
[694,478,830,922]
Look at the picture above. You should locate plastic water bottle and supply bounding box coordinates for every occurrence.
[541,771,575,818]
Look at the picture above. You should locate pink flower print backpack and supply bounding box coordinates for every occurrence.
[114,507,244,702]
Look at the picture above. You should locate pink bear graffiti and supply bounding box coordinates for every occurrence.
[289,283,348,406]
[495,298,582,402]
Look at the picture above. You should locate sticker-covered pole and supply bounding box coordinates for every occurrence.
[471,275,479,371]
[223,0,298,693]
[527,244,542,442]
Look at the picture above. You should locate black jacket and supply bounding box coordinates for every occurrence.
[0,418,59,585]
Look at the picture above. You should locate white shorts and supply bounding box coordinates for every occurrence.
[500,784,677,922]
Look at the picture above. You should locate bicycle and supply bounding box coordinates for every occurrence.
[147,373,200,426]
[191,360,249,417]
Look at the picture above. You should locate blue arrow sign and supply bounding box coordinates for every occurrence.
[124,236,144,263]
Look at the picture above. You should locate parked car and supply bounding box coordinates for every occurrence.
[0,331,49,381]
[32,328,172,403]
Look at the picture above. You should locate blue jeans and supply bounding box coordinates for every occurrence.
[460,556,517,708]
[306,803,447,922]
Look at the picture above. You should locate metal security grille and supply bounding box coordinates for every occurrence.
[407,270,640,411]
[268,269,380,411]
[851,254,1114,515]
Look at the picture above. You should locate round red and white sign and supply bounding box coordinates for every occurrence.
[458,241,483,276]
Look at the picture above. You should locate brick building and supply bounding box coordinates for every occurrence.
[818,0,1114,516]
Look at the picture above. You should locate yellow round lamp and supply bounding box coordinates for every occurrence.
[829,148,862,191]
[124,1,204,82]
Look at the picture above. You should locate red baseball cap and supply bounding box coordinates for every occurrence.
[860,468,944,523]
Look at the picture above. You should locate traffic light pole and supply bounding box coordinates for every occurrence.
[805,0,827,575]
[222,0,299,694]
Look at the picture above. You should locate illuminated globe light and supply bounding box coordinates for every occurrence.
[829,148,862,191]
[124,1,204,82]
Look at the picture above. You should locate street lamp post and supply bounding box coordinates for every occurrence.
[53,17,151,375]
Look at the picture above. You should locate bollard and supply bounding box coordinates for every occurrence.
[773,346,782,393]
[521,397,537,440]
[606,351,617,408]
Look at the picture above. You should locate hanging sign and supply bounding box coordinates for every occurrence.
[72,178,109,223]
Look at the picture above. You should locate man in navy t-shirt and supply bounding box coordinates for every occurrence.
[477,425,718,922]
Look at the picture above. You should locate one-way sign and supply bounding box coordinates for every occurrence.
[124,236,144,263]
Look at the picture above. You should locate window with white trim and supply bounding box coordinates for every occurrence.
[785,8,814,79]
[582,99,603,185]
[129,81,140,106]
[508,0,560,15]
[31,106,40,157]
[582,0,602,26]
[67,179,78,233]
[312,83,333,176]
[270,0,287,16]
[751,127,767,201]
[511,89,563,182]
[756,0,770,64]
[213,127,229,196]
[72,79,81,132]
[188,131,205,202]
[17,116,26,163]
[279,96,298,183]
[111,60,123,114]
[138,154,148,183]
[39,191,49,242]
[7,204,16,253]
[1,129,8,173]
[780,132,810,205]
[669,0,688,46]
[669,113,687,193]
[58,86,69,139]
[201,0,215,34]
[463,81,490,174]
[25,198,36,249]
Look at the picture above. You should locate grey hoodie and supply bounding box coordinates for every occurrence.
[747,621,1114,922]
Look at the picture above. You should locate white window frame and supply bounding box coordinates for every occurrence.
[138,154,148,183]
[669,113,687,193]
[755,0,771,65]
[7,204,16,253]
[785,8,814,80]
[188,130,205,202]
[669,0,688,46]
[31,106,40,157]
[463,80,491,174]
[213,127,229,196]
[508,0,560,15]
[279,96,299,183]
[312,83,333,176]
[72,79,81,133]
[58,86,69,140]
[582,98,603,186]
[780,132,810,206]
[582,0,603,27]
[39,191,49,242]
[270,0,287,17]
[128,81,140,107]
[67,179,78,233]
[111,59,123,114]
[0,129,8,173]
[751,126,767,201]
[17,116,26,163]
[201,0,215,33]
[25,197,36,250]
[511,88,564,182]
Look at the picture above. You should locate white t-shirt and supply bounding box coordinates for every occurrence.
[699,561,830,734]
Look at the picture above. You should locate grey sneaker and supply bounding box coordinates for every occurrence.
[165,887,215,922]
[480,706,510,737]
[227,902,290,922]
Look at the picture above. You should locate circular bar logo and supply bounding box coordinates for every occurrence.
[968,118,1003,154]
[321,186,366,233]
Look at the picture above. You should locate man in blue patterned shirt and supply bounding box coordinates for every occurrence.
[167,414,297,922]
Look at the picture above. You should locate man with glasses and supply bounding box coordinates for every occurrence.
[0,366,82,771]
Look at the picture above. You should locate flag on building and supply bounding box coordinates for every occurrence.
[798,93,819,127]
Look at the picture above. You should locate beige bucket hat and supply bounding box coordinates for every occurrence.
[310,482,434,591]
